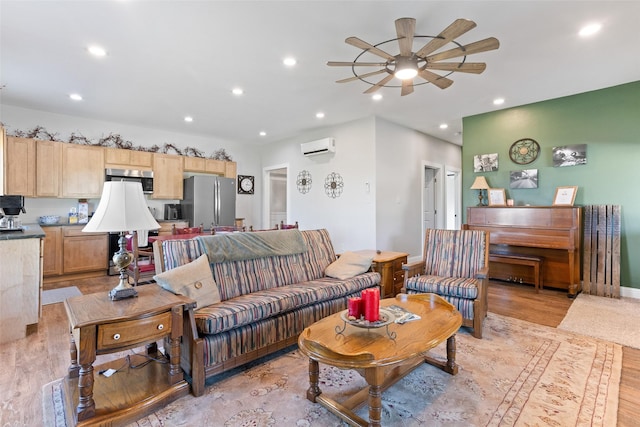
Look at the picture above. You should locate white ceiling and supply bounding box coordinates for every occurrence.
[1,1,639,147]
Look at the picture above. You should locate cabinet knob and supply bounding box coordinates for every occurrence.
[157,324,164,330]
[113,333,121,340]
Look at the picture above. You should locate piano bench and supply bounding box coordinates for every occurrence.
[489,254,544,292]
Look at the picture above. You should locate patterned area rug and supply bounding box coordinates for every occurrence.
[43,313,621,426]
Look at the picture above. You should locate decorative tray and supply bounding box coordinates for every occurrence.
[340,308,394,329]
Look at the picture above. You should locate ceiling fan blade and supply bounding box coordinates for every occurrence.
[401,80,414,96]
[346,37,396,61]
[426,62,487,74]
[336,69,388,83]
[415,19,477,58]
[395,17,416,57]
[363,74,395,94]
[418,69,454,89]
[426,37,500,62]
[327,61,388,67]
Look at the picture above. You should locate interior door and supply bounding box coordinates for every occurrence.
[263,165,288,229]
[423,167,436,230]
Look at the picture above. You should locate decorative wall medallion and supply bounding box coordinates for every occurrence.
[324,172,344,198]
[509,138,540,165]
[296,170,312,194]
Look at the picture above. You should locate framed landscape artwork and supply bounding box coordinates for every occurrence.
[552,144,587,167]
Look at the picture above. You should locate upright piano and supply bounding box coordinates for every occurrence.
[466,206,582,296]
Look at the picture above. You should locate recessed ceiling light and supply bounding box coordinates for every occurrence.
[493,98,505,105]
[316,112,325,119]
[439,123,448,129]
[184,116,193,122]
[372,94,383,101]
[259,131,267,136]
[87,45,107,57]
[232,88,243,95]
[69,93,83,101]
[283,57,297,67]
[579,23,602,37]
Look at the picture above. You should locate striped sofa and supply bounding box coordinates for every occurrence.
[154,228,380,396]
[401,228,489,338]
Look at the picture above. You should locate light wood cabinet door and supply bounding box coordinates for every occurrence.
[183,156,206,172]
[62,227,108,274]
[42,226,63,276]
[36,140,61,197]
[61,144,105,198]
[205,159,225,175]
[152,154,184,199]
[4,136,36,196]
[224,161,237,179]
[105,148,153,169]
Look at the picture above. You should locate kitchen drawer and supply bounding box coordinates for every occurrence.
[97,311,172,351]
[63,226,106,237]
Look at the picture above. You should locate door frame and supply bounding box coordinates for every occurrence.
[422,161,444,239]
[444,165,462,230]
[262,163,289,229]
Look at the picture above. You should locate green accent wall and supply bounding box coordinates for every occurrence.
[462,80,640,289]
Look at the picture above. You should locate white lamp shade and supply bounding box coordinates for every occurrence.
[83,181,160,233]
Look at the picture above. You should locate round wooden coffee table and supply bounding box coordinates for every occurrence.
[298,293,462,427]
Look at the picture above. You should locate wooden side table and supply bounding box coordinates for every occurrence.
[355,250,409,298]
[62,285,193,426]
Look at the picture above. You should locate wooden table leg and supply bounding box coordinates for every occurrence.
[76,362,96,421]
[365,367,385,427]
[445,334,459,375]
[68,329,80,378]
[306,359,321,402]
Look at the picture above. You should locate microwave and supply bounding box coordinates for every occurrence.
[105,168,154,194]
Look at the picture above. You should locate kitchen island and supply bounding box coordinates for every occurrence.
[0,224,45,344]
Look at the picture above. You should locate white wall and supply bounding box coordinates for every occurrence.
[259,117,376,253]
[1,105,261,225]
[375,118,462,258]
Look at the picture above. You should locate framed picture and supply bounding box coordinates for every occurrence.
[488,188,507,206]
[473,153,499,172]
[552,144,587,167]
[553,186,578,206]
[509,169,538,189]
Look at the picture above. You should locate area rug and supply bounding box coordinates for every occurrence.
[559,292,640,349]
[41,286,82,305]
[43,313,621,427]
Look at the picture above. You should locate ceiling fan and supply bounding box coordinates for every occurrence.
[328,17,500,96]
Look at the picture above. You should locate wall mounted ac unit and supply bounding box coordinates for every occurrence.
[301,137,335,156]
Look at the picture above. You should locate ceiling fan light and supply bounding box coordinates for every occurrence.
[394,56,418,80]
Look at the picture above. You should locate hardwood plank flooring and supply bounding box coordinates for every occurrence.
[0,276,637,426]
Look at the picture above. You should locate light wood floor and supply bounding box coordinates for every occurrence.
[1,277,638,425]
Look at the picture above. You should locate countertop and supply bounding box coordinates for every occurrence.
[38,219,179,227]
[0,224,45,240]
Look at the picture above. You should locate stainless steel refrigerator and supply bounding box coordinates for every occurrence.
[181,176,236,229]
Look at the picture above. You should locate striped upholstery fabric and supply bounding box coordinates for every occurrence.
[424,229,486,277]
[196,273,379,334]
[161,238,205,271]
[405,275,479,299]
[404,290,476,319]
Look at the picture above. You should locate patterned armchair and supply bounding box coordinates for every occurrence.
[401,228,489,338]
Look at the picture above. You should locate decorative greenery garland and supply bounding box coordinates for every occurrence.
[1,123,232,161]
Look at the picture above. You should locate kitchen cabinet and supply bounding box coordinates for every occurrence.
[105,147,153,169]
[42,226,63,277]
[3,135,36,196]
[152,154,184,200]
[62,226,108,274]
[224,161,237,179]
[36,140,62,197]
[61,144,105,198]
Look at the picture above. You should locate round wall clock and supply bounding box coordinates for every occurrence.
[509,138,540,165]
[237,175,254,194]
[296,170,312,194]
[324,172,344,198]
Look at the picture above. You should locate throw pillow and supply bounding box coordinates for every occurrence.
[153,253,221,308]
[325,251,373,280]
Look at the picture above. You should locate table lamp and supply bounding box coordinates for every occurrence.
[83,181,160,300]
[470,176,490,206]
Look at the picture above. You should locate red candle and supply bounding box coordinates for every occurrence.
[370,288,380,322]
[348,297,362,318]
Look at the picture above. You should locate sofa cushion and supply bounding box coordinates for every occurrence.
[404,275,479,299]
[195,272,380,335]
[154,254,221,308]
[325,251,373,280]
[424,229,486,277]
